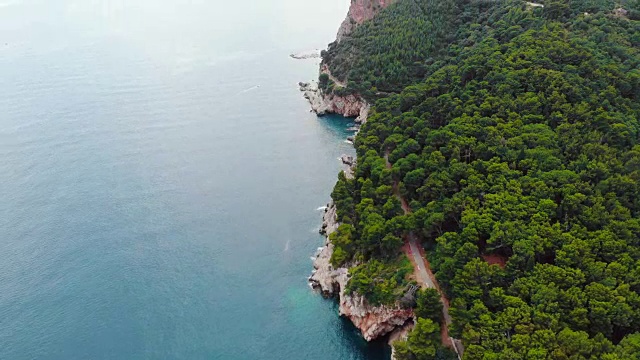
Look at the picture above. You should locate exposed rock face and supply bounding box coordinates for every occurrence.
[311,202,345,296]
[318,201,339,237]
[355,103,370,123]
[310,203,414,341]
[337,0,397,41]
[344,165,355,180]
[341,154,355,166]
[341,155,356,179]
[340,293,414,341]
[321,92,367,118]
[299,0,388,122]
[299,82,369,122]
[613,7,629,18]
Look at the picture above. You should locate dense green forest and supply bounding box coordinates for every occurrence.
[325,0,640,358]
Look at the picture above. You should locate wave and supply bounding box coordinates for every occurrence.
[236,85,260,96]
[316,206,328,211]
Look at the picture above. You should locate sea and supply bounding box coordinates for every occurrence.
[0,0,390,359]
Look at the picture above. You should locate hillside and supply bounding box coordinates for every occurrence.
[324,0,640,358]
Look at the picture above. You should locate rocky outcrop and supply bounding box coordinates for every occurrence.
[341,154,355,166]
[310,203,414,342]
[613,7,629,18]
[344,166,355,180]
[340,293,414,341]
[311,202,345,296]
[299,0,386,122]
[299,81,369,122]
[318,201,339,238]
[337,0,397,41]
[342,155,356,179]
[290,49,321,59]
[355,103,370,123]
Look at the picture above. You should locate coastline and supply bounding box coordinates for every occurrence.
[300,1,413,357]
[296,0,640,358]
[298,80,370,123]
[309,202,415,343]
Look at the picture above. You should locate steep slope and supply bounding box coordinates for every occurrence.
[301,0,396,121]
[337,0,397,41]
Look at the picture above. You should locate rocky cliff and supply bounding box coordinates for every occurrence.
[337,0,397,41]
[309,203,344,297]
[299,0,392,122]
[340,293,414,341]
[299,81,369,123]
[309,203,414,342]
[306,0,411,348]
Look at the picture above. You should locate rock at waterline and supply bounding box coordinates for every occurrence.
[340,154,354,166]
[290,50,321,60]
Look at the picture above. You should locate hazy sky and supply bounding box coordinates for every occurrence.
[0,0,349,62]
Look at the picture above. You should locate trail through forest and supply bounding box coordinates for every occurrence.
[385,152,464,357]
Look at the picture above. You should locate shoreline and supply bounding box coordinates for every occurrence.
[298,81,370,123]
[300,0,416,359]
[309,202,415,344]
[301,2,412,356]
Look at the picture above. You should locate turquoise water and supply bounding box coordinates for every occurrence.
[0,0,389,358]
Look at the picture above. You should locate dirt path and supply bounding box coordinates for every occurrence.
[385,152,463,358]
[321,65,347,88]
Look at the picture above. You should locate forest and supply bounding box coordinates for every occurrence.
[324,0,640,358]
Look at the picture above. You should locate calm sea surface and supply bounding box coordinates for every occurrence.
[0,0,389,358]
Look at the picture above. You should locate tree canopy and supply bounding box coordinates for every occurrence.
[325,0,640,357]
